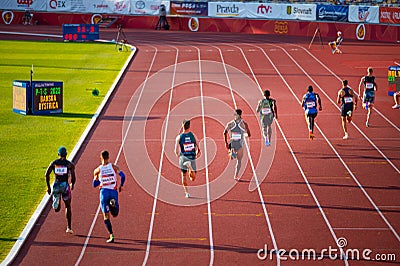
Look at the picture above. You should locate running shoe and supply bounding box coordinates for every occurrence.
[265,137,270,146]
[392,104,400,109]
[343,133,348,140]
[52,193,60,210]
[309,131,314,141]
[185,192,190,198]
[106,234,115,243]
[365,121,369,127]
[66,228,74,234]
[347,110,352,117]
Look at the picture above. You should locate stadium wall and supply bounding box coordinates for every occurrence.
[2,11,400,43]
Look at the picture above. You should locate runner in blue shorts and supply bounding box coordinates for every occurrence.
[358,67,378,127]
[175,119,201,198]
[337,80,358,140]
[45,146,76,234]
[93,150,126,243]
[301,86,322,140]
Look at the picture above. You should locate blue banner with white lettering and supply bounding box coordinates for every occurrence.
[316,4,348,22]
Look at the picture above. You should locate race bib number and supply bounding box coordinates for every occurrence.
[306,101,315,109]
[231,132,242,141]
[344,97,353,103]
[365,83,374,89]
[183,143,195,152]
[55,165,68,175]
[261,107,272,115]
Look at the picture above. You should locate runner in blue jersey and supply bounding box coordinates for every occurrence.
[301,86,322,140]
[223,109,251,181]
[337,80,358,140]
[256,90,278,146]
[175,119,201,198]
[93,150,126,243]
[45,146,76,234]
[358,67,378,127]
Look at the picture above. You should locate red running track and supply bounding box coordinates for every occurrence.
[2,26,400,265]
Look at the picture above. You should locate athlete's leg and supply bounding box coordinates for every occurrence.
[234,147,244,180]
[181,172,189,194]
[64,199,72,232]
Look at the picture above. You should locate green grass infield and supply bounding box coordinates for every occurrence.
[0,40,131,261]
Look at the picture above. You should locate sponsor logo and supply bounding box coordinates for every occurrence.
[2,11,14,24]
[135,0,145,9]
[356,23,365,40]
[49,0,66,9]
[274,21,288,34]
[286,6,292,15]
[358,7,370,21]
[294,7,312,15]
[91,14,102,24]
[257,4,272,14]
[188,17,199,32]
[216,4,239,16]
[115,1,126,11]
[17,0,32,7]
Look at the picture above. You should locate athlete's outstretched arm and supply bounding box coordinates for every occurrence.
[316,93,322,110]
[174,135,180,156]
[256,100,261,113]
[244,121,251,138]
[45,161,54,195]
[69,162,76,190]
[273,99,278,119]
[93,166,100,188]
[358,77,364,98]
[223,126,229,150]
[337,90,342,104]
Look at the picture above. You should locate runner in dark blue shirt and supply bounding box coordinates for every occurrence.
[337,80,358,140]
[358,67,378,127]
[301,86,322,140]
[175,119,200,198]
[45,146,76,234]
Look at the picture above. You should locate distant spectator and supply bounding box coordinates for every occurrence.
[22,10,33,25]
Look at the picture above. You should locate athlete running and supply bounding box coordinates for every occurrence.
[45,146,76,234]
[329,31,343,54]
[93,150,126,243]
[358,67,378,127]
[223,109,251,181]
[256,90,278,146]
[337,80,358,140]
[301,85,322,140]
[175,119,201,198]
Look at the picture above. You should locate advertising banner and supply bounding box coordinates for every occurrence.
[280,4,316,21]
[380,6,400,25]
[170,1,208,16]
[245,3,283,19]
[131,0,169,15]
[317,4,348,22]
[348,5,379,24]
[84,0,130,14]
[0,0,46,11]
[208,2,246,18]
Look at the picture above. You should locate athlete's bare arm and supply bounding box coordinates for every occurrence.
[243,121,251,138]
[174,135,180,156]
[358,77,365,98]
[337,90,343,104]
[316,93,322,111]
[68,162,76,190]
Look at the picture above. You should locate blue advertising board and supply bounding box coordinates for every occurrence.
[317,4,348,22]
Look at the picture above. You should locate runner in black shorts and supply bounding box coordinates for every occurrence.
[358,67,378,127]
[337,80,357,140]
[175,119,200,198]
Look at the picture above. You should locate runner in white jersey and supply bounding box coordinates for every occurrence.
[93,150,126,243]
[223,109,251,181]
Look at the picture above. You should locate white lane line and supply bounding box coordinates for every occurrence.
[219,44,281,266]
[264,44,400,242]
[142,45,179,266]
[239,43,349,265]
[293,44,400,133]
[333,228,390,231]
[74,45,158,266]
[195,45,215,266]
